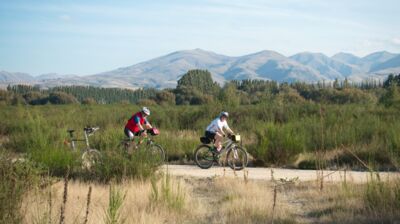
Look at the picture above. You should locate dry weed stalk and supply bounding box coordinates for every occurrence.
[243,168,249,184]
[270,169,275,182]
[271,185,278,224]
[316,105,326,191]
[83,186,92,224]
[48,184,52,224]
[343,145,381,181]
[59,167,70,224]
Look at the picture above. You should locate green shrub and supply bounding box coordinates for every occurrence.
[48,91,78,104]
[363,177,400,220]
[0,150,40,224]
[150,173,186,212]
[104,185,126,224]
[90,149,159,182]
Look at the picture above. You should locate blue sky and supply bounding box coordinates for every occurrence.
[1,0,399,75]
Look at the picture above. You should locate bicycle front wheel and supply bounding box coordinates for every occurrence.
[194,145,214,169]
[226,146,248,170]
[82,149,102,170]
[147,144,165,165]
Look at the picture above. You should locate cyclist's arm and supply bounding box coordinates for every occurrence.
[217,127,226,136]
[226,127,234,135]
[134,116,145,131]
[144,118,153,129]
[224,122,234,135]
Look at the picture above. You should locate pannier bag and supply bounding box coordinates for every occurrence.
[200,136,212,144]
[150,128,160,136]
[231,134,241,142]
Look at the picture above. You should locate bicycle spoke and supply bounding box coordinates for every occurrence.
[194,145,214,169]
[227,146,248,170]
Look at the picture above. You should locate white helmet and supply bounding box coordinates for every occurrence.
[220,111,229,118]
[142,107,150,116]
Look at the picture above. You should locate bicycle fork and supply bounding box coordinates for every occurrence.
[233,147,239,159]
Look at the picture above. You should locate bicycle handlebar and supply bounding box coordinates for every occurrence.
[84,126,100,133]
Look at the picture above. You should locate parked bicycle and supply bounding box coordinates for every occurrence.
[194,134,248,170]
[66,127,102,170]
[120,128,165,165]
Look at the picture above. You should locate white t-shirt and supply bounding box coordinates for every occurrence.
[206,117,229,133]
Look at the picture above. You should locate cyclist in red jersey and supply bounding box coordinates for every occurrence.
[124,107,153,140]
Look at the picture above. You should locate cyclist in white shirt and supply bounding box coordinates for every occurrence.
[205,112,234,153]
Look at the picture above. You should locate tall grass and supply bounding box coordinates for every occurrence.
[1,102,400,172]
[150,173,186,212]
[363,176,400,220]
[105,184,126,224]
[0,150,40,224]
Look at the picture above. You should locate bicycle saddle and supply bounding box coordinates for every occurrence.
[84,127,93,132]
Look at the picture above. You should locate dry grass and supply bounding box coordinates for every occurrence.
[23,175,197,224]
[211,177,293,224]
[285,176,400,224]
[21,174,400,224]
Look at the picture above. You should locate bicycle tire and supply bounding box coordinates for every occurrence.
[194,145,214,169]
[81,149,102,170]
[226,146,248,170]
[147,144,165,165]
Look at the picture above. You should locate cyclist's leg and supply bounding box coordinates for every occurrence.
[205,131,216,146]
[215,133,223,152]
[124,127,134,140]
[137,130,146,144]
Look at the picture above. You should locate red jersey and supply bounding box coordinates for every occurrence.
[125,112,147,133]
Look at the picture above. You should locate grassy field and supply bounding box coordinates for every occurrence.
[1,102,400,223]
[1,102,399,171]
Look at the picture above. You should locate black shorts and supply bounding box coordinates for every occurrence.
[205,131,216,140]
[124,128,144,138]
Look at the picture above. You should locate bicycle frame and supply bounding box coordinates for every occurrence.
[123,129,157,145]
[212,137,237,154]
[68,127,99,151]
[123,135,155,147]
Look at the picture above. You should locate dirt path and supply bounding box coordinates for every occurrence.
[162,165,400,183]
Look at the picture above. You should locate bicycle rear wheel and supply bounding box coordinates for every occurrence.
[82,149,102,170]
[194,145,214,169]
[147,144,165,165]
[226,146,247,170]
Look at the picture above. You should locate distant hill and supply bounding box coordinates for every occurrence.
[290,52,361,79]
[224,50,324,82]
[332,52,362,65]
[369,55,400,74]
[0,71,35,83]
[1,49,399,89]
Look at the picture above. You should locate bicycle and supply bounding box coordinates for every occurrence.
[194,134,248,170]
[120,128,165,165]
[66,127,102,170]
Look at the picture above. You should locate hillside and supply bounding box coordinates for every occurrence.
[1,49,399,89]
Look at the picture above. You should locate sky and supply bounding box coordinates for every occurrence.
[0,0,399,76]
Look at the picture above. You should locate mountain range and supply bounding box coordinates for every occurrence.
[1,49,399,89]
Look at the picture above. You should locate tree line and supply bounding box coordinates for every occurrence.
[2,85,157,105]
[1,69,399,108]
